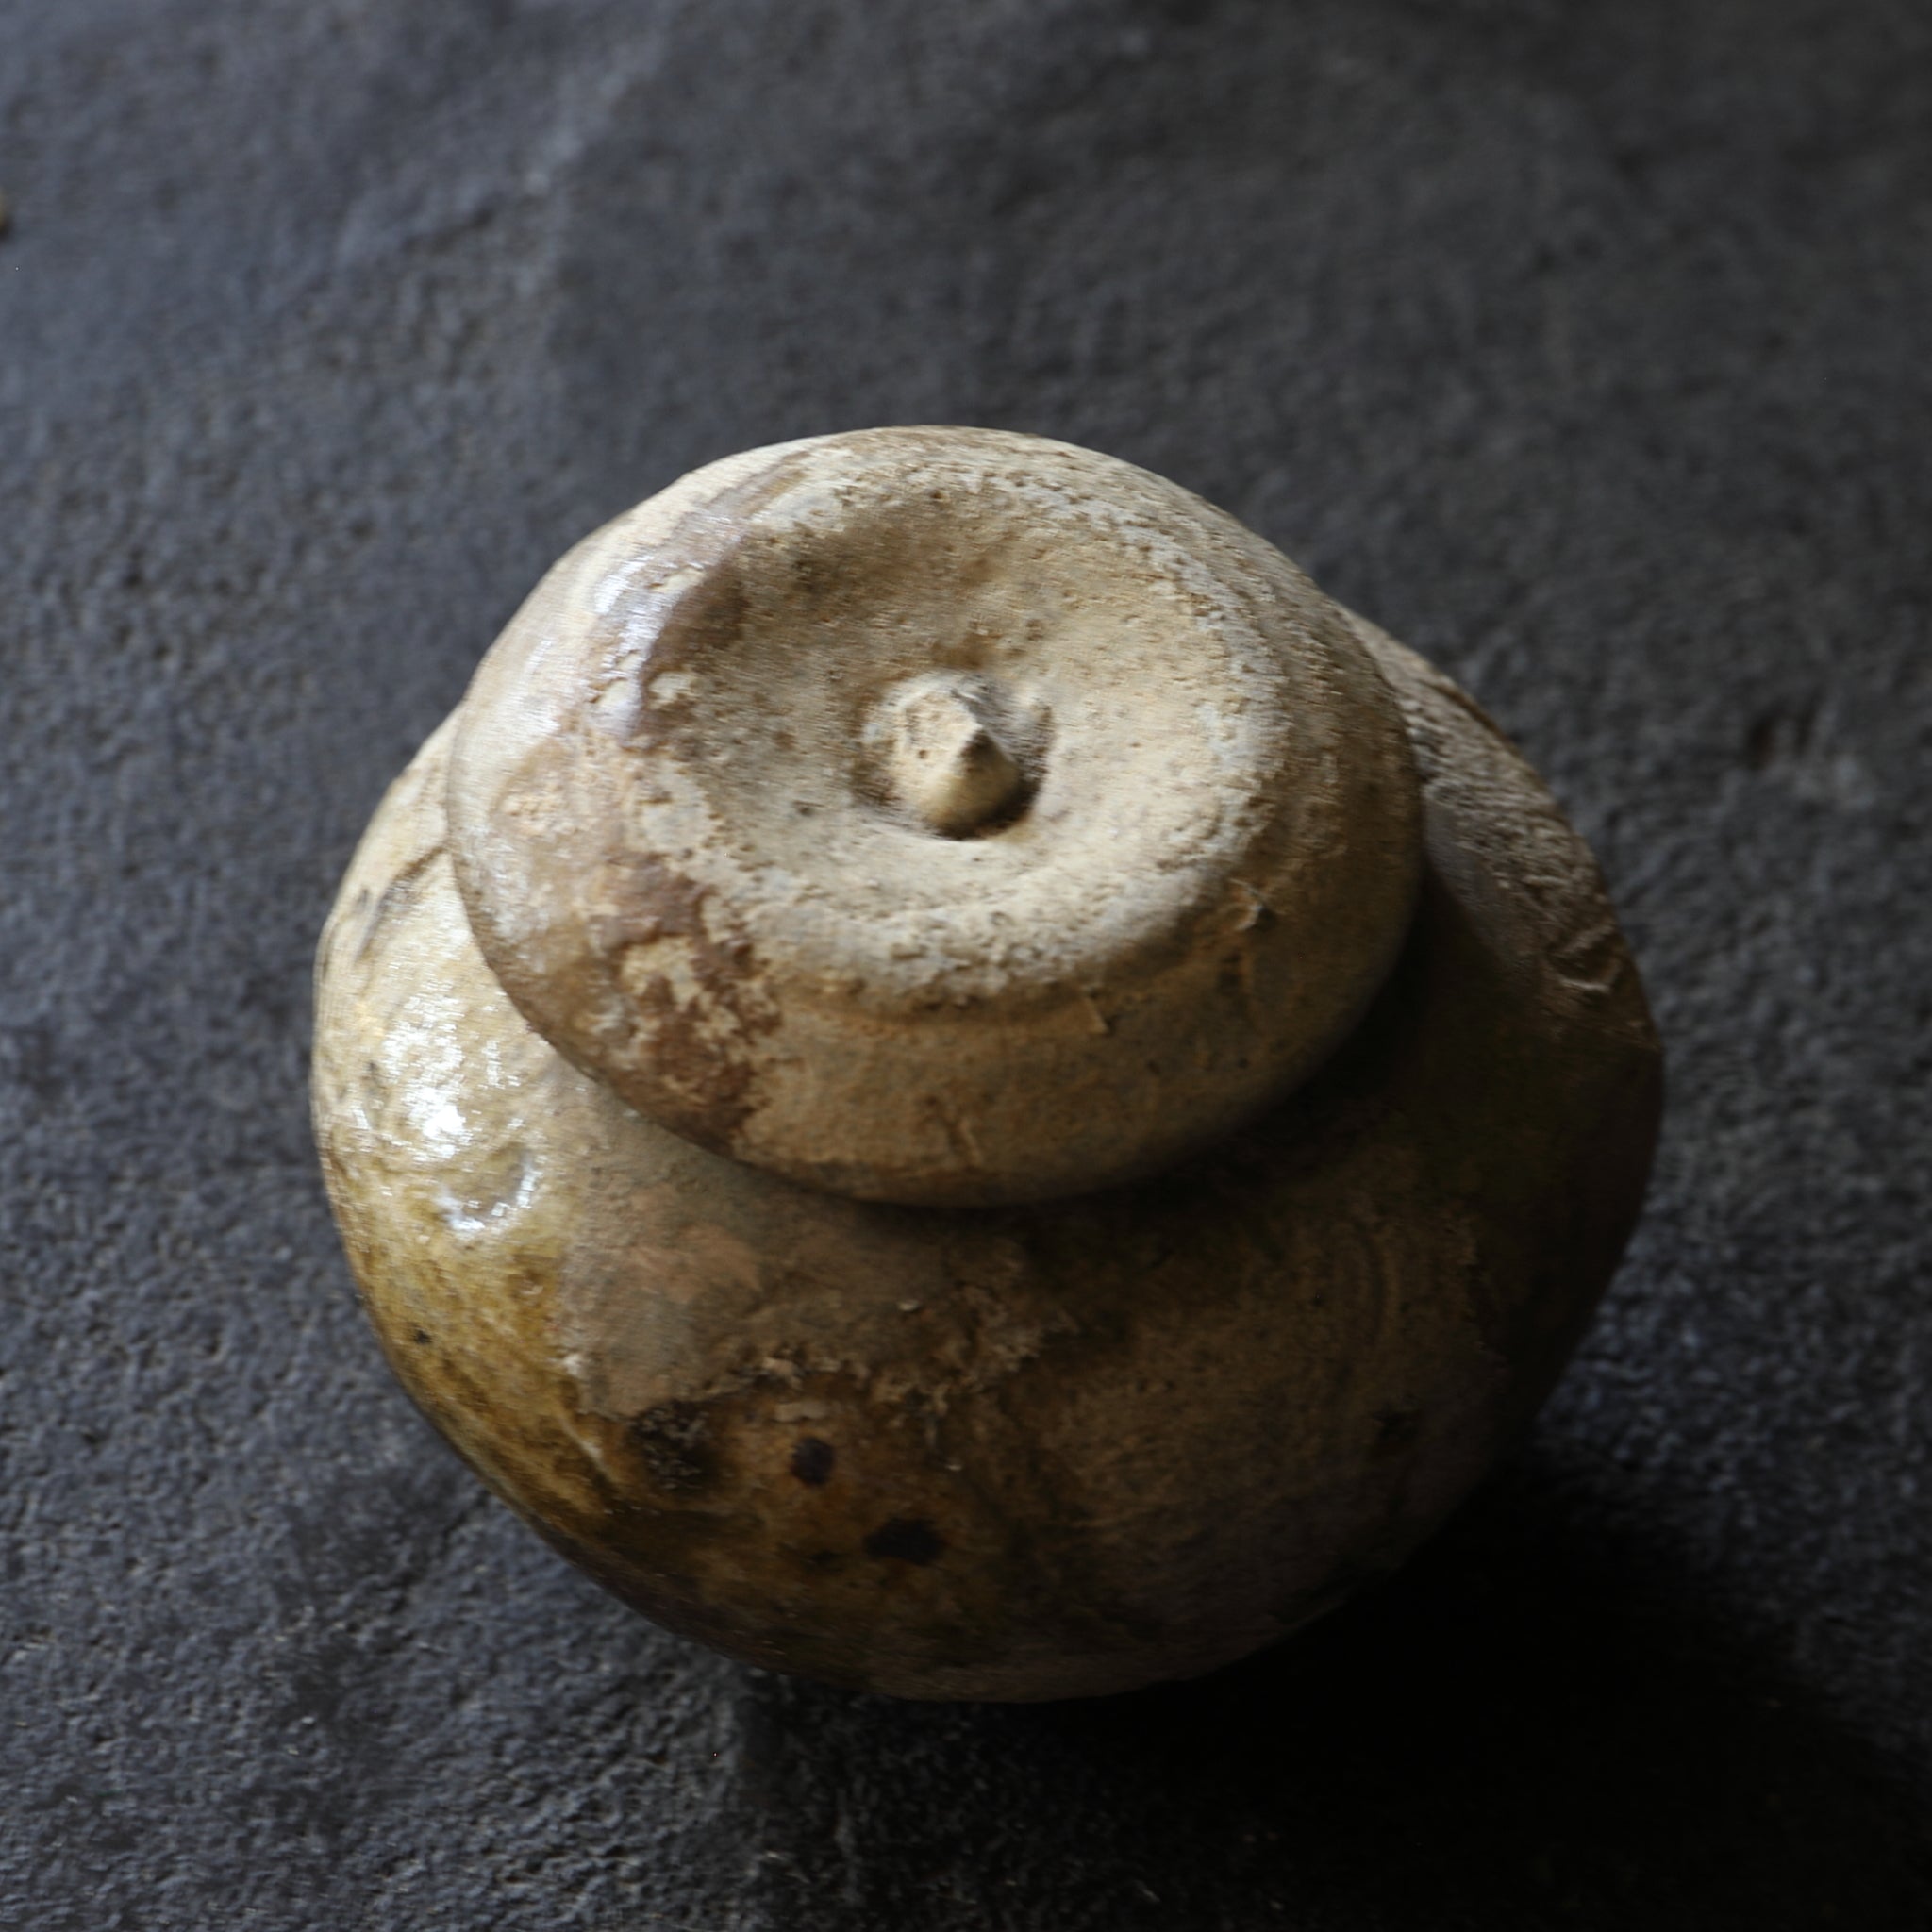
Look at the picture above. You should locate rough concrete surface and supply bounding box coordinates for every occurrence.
[1,1,1927,1925]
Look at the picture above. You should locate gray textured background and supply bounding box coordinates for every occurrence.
[3,1,1928,1925]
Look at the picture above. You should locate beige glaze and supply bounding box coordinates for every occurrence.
[312,429,1660,1701]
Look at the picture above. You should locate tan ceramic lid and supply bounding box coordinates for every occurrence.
[446,427,1422,1205]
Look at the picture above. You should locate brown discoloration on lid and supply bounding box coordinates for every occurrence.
[600,854,779,1155]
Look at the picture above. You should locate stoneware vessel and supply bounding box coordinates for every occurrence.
[312,427,1661,1701]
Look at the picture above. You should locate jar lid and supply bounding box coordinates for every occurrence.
[447,428,1421,1205]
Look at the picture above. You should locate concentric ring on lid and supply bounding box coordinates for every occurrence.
[445,427,1423,1205]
